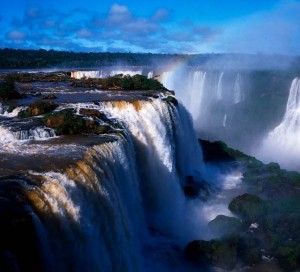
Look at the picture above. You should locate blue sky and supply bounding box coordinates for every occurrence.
[0,0,299,54]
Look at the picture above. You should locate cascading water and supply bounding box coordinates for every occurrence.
[71,70,144,79]
[257,78,300,170]
[71,70,104,79]
[0,126,56,144]
[2,99,208,271]
[233,73,242,104]
[216,72,224,100]
[0,103,26,117]
[188,71,206,122]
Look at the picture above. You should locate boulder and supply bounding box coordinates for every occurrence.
[18,101,58,117]
[229,194,268,222]
[79,108,104,118]
[185,237,238,270]
[208,215,243,237]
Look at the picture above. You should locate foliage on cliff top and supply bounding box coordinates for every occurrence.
[71,74,168,91]
[0,75,21,100]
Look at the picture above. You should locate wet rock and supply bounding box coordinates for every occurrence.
[0,76,21,100]
[229,194,268,222]
[18,100,58,117]
[208,215,243,237]
[79,108,104,118]
[43,109,86,135]
[183,176,209,199]
[43,109,111,135]
[164,95,178,105]
[42,94,57,99]
[185,237,238,270]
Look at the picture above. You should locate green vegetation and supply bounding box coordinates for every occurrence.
[188,139,300,271]
[1,72,71,82]
[0,75,21,100]
[71,74,167,91]
[0,48,190,69]
[43,109,111,135]
[18,101,58,117]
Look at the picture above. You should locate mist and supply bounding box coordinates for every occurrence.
[158,54,300,171]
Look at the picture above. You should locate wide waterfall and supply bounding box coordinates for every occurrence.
[71,69,144,79]
[0,97,208,271]
[257,78,300,170]
[160,67,294,160]
[160,69,245,136]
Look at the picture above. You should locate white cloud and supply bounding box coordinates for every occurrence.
[6,30,27,42]
[211,0,300,54]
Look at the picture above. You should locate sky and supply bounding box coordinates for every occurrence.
[0,0,299,54]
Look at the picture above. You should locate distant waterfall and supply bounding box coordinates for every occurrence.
[233,73,242,104]
[22,99,206,271]
[216,72,224,100]
[258,78,300,170]
[71,70,143,79]
[189,71,206,121]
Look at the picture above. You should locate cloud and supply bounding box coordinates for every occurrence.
[211,0,300,54]
[152,9,170,21]
[6,30,27,42]
[1,3,221,53]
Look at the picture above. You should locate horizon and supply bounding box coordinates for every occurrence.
[1,48,299,58]
[1,1,300,55]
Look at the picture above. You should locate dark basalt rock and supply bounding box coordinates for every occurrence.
[208,215,243,237]
[228,193,268,222]
[199,139,235,162]
[0,76,21,100]
[42,94,57,100]
[164,96,178,105]
[185,237,238,270]
[18,100,58,117]
[183,176,210,199]
[79,108,104,118]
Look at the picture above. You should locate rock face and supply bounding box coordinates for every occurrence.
[79,108,105,118]
[185,238,238,270]
[208,215,242,237]
[228,193,268,222]
[0,76,21,100]
[19,101,58,116]
[43,109,111,135]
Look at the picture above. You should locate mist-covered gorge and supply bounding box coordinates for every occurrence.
[160,67,299,166]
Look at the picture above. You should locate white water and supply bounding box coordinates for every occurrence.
[0,126,56,142]
[222,114,227,127]
[189,71,206,122]
[16,99,209,271]
[0,103,25,117]
[147,71,154,79]
[233,73,242,104]
[71,70,143,79]
[160,69,245,131]
[257,78,300,170]
[216,72,224,100]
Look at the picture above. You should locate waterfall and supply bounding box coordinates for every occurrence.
[257,78,300,170]
[222,114,227,127]
[15,99,206,271]
[0,126,56,144]
[147,71,154,79]
[0,103,26,117]
[233,73,242,104]
[216,72,224,100]
[189,71,206,121]
[109,70,143,77]
[71,70,143,79]
[71,70,104,79]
